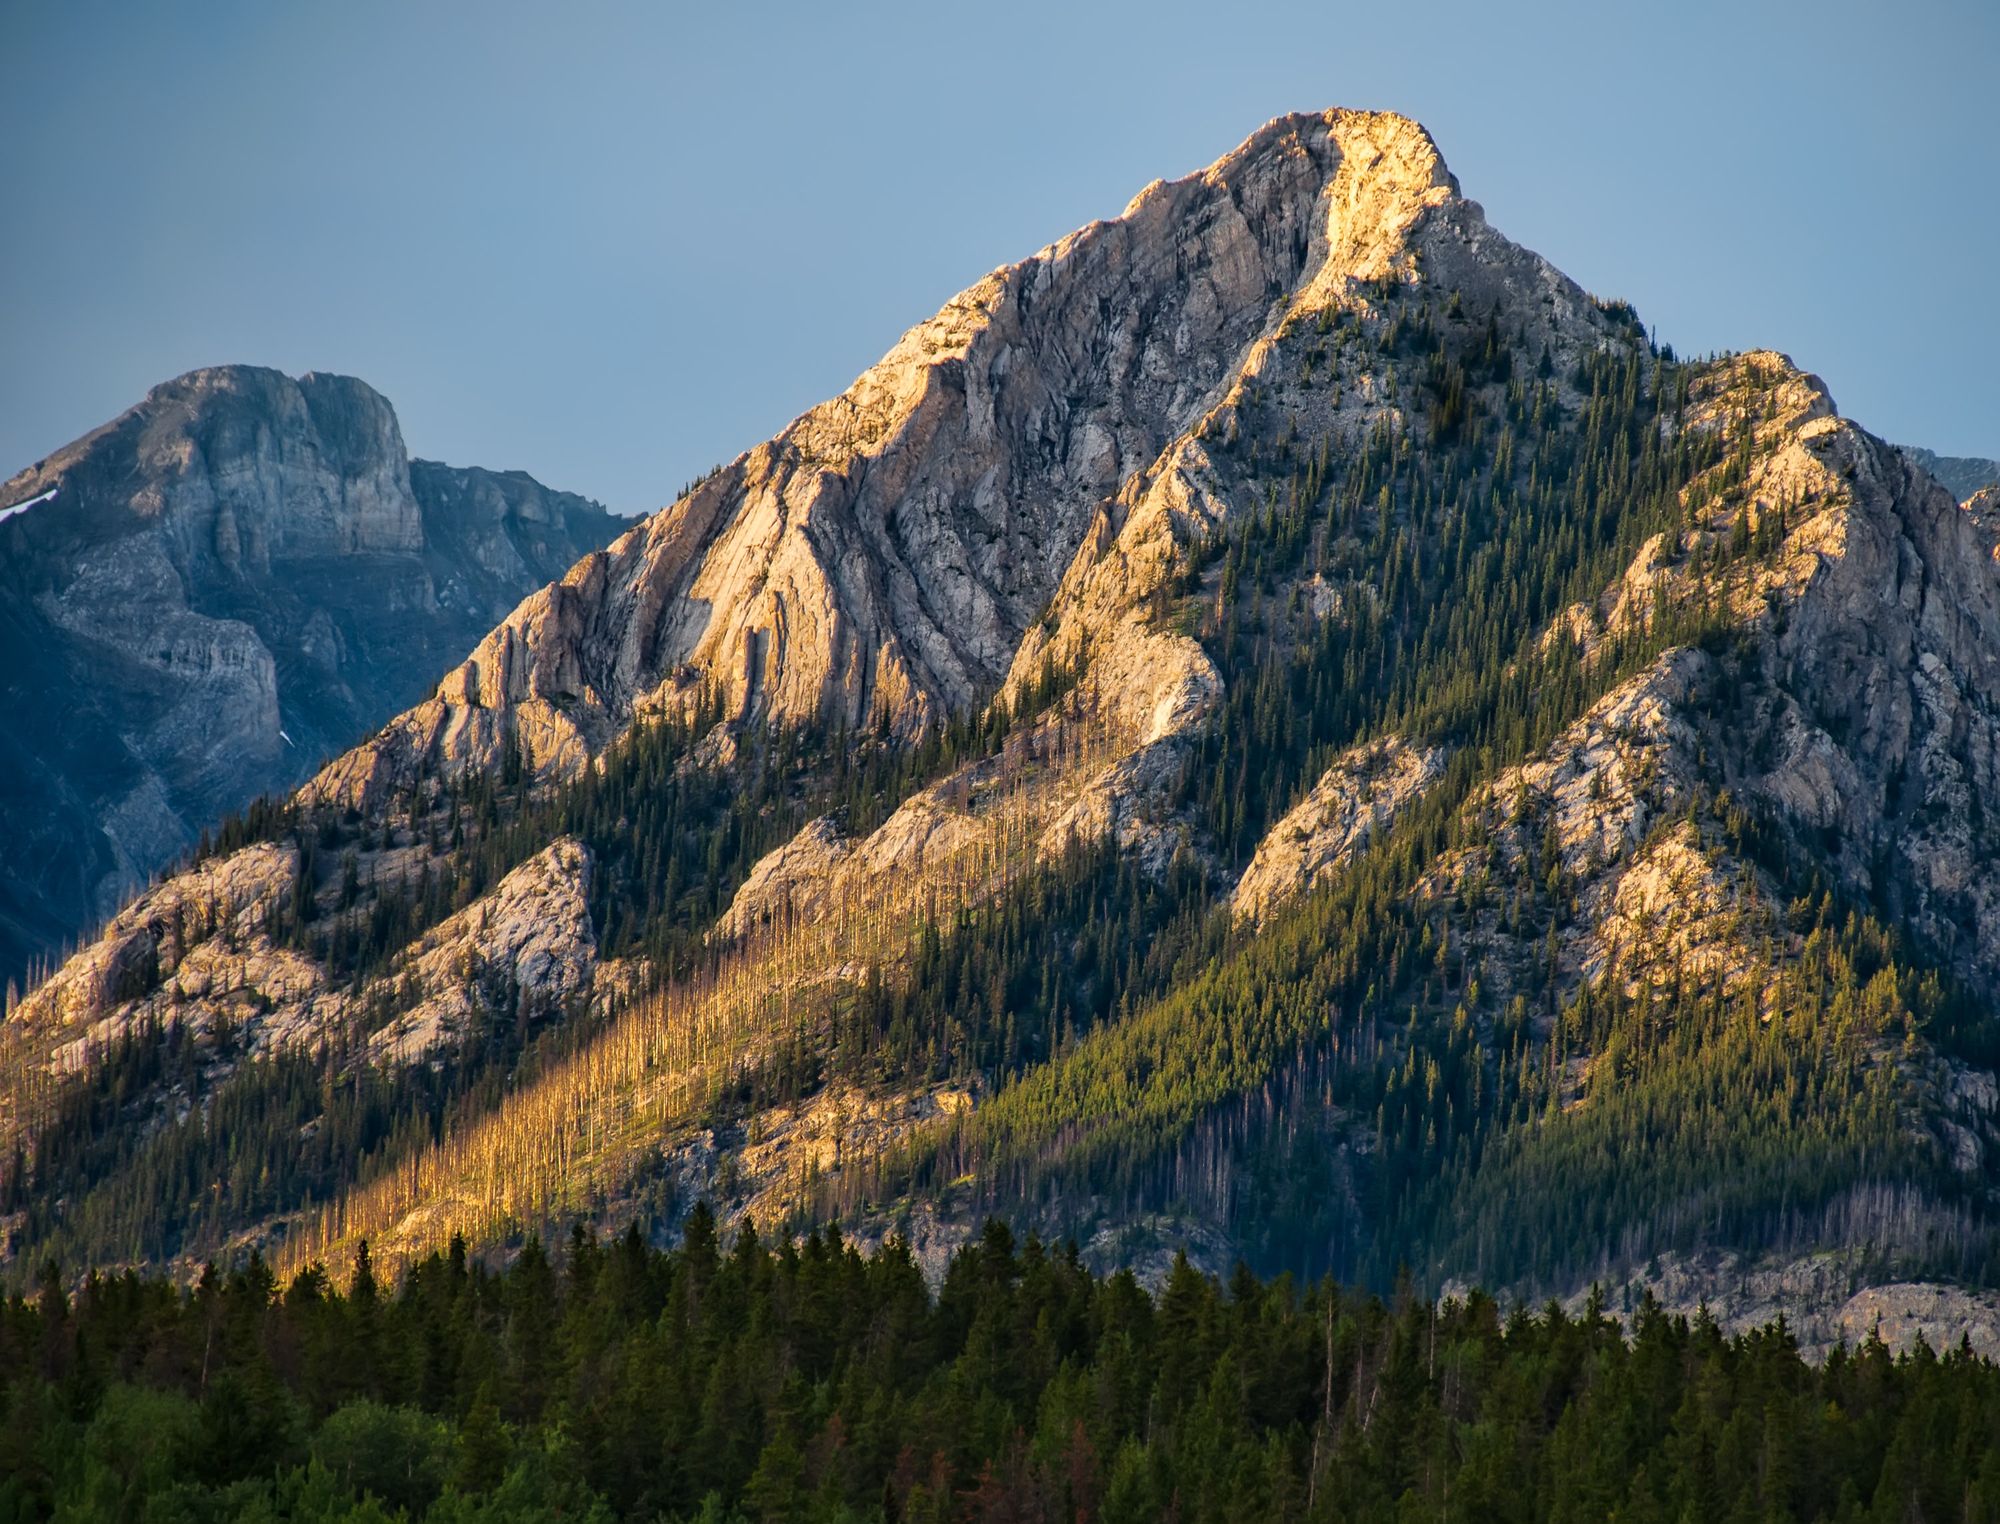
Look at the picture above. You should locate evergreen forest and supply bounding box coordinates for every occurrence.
[4,1216,2000,1523]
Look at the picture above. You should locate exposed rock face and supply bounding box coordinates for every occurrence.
[1445,650,1720,1002]
[0,834,602,1158]
[0,367,619,991]
[1232,737,1445,922]
[1564,1250,2000,1361]
[309,111,1505,810]
[408,460,622,626]
[719,817,852,941]
[1725,385,2000,982]
[364,838,599,1065]
[4,840,302,1070]
[1901,443,2000,502]
[1965,485,2000,554]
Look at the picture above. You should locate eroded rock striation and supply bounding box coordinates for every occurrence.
[0,366,619,990]
[311,111,1509,809]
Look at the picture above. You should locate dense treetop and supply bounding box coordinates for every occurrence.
[4,1216,1998,1522]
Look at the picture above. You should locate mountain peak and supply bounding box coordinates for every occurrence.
[309,107,1529,814]
[1113,107,1457,273]
[41,110,1990,1341]
[1203,105,1452,185]
[0,366,620,990]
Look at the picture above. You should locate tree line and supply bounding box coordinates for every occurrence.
[5,1213,2000,1521]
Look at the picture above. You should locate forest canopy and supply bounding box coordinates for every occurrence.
[2,1214,1997,1522]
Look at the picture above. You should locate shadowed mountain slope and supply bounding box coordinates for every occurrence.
[0,367,620,992]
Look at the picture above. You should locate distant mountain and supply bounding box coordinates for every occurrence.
[0,366,621,991]
[13,112,2000,1356]
[1902,444,1999,501]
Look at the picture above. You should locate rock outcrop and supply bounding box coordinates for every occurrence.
[1232,737,1445,922]
[0,366,620,992]
[363,838,600,1065]
[1564,1250,2000,1362]
[0,833,603,1158]
[1720,379,2000,981]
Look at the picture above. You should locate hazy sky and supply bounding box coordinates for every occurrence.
[3,0,1994,515]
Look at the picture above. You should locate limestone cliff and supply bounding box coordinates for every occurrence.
[1233,738,1445,922]
[310,111,1514,809]
[0,367,619,992]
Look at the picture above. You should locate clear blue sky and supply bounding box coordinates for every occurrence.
[3,0,1994,515]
